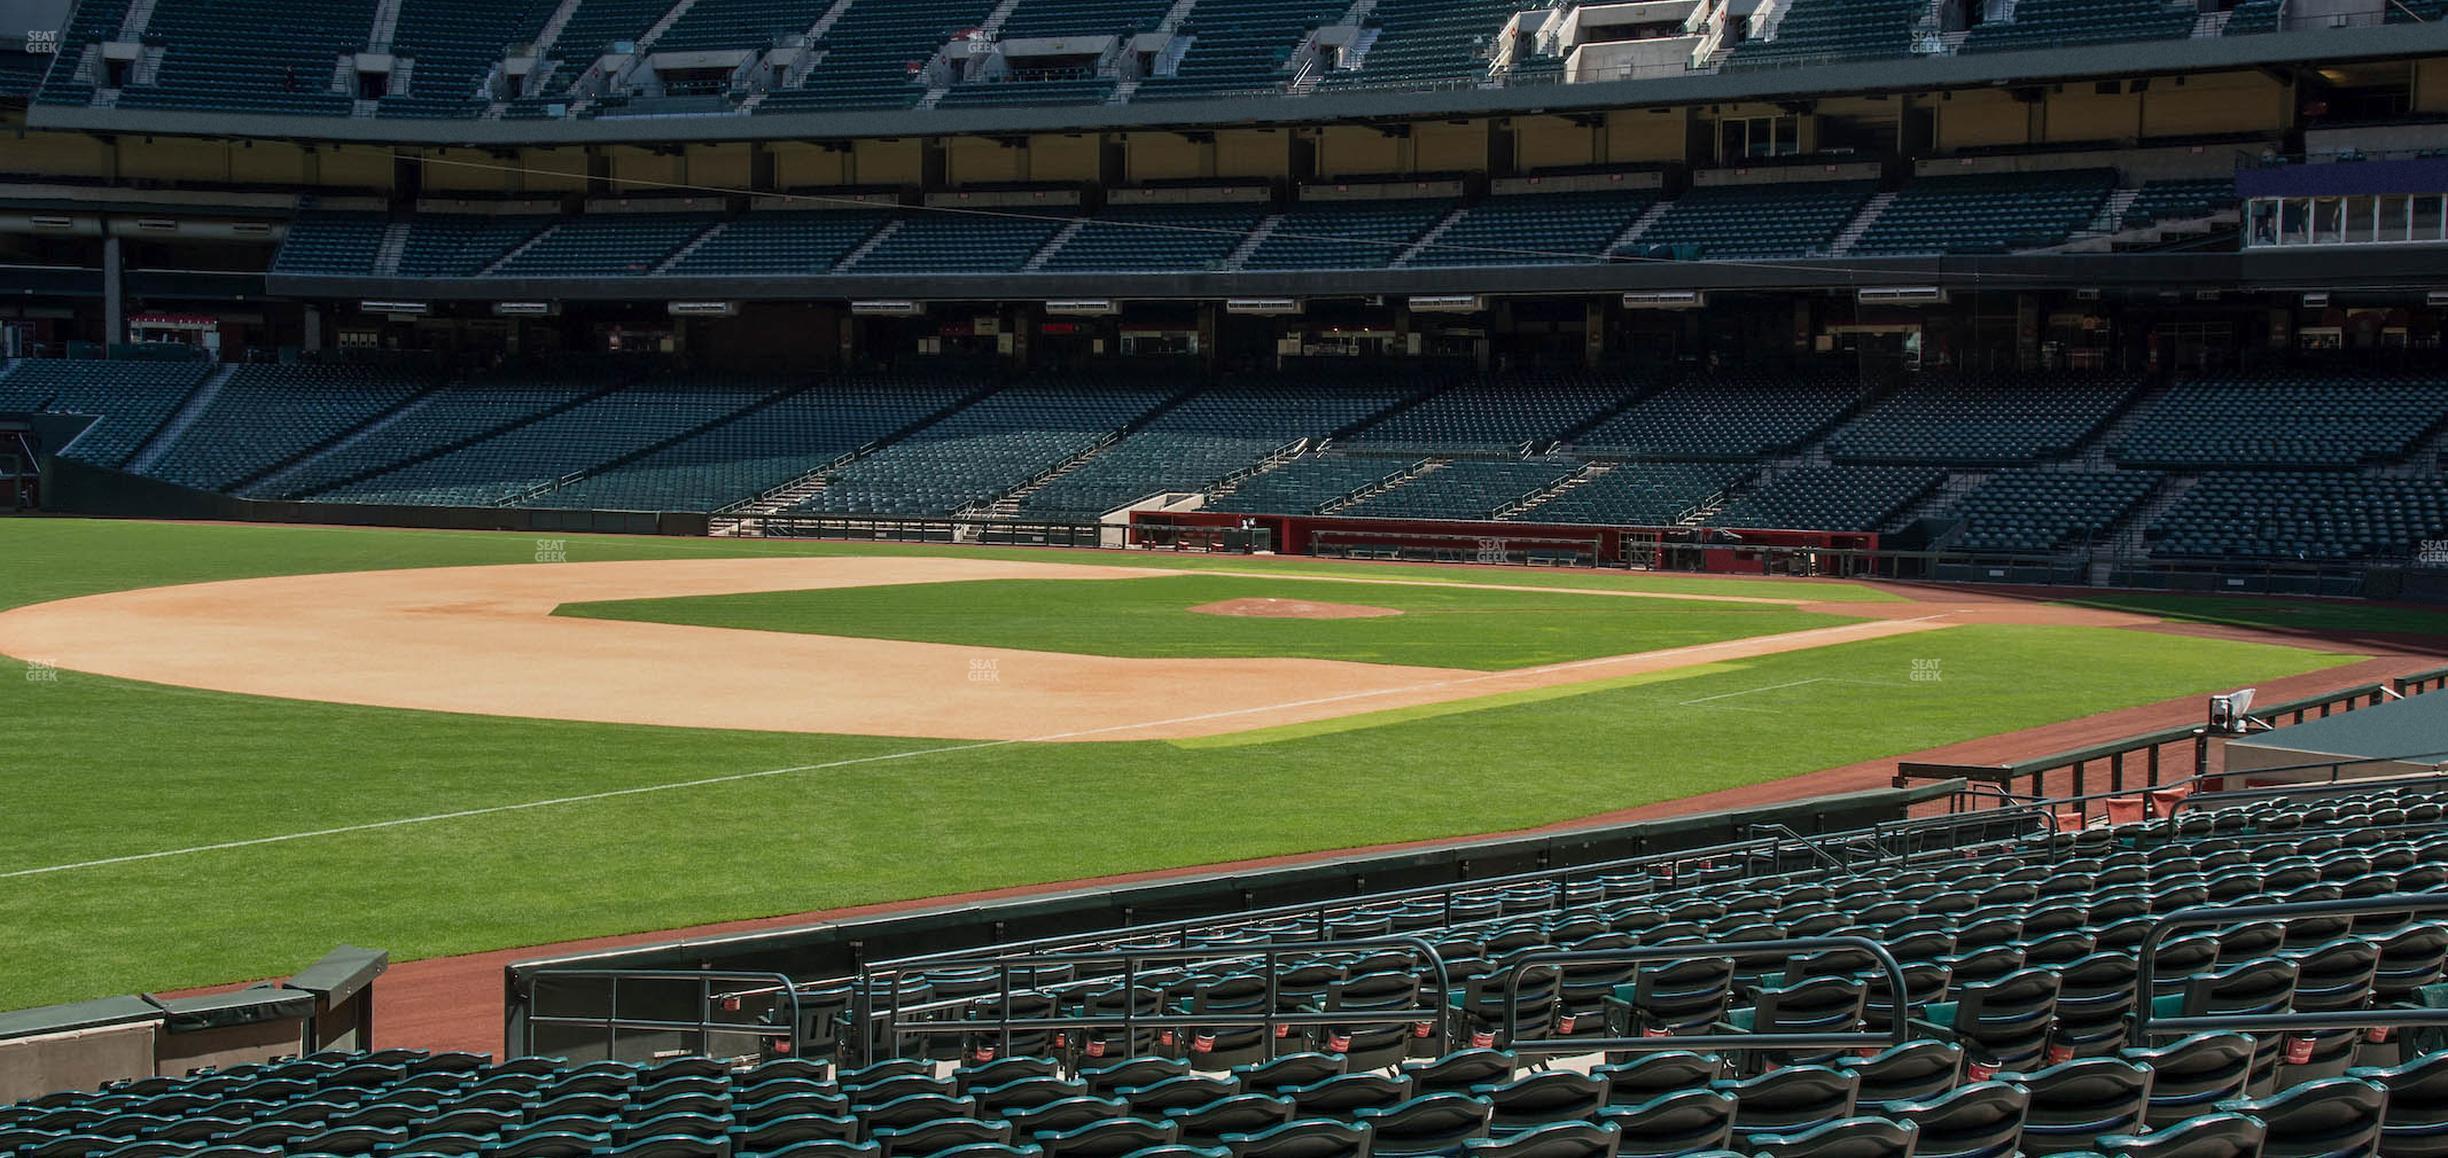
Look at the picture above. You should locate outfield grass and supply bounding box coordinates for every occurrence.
[557,575,1857,670]
[2052,592,2448,637]
[0,518,2374,1010]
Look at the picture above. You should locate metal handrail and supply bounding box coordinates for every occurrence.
[1932,750,2448,834]
[521,968,804,1059]
[783,818,1998,1000]
[1746,823,1856,876]
[847,937,1452,1066]
[2163,767,2448,826]
[2133,894,2448,1041]
[1495,935,1914,1056]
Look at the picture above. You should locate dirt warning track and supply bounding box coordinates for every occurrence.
[0,556,1975,741]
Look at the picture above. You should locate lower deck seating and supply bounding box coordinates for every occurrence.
[1707,464,1944,531]
[794,383,1175,515]
[139,365,433,492]
[0,357,213,467]
[251,374,605,500]
[1346,374,1641,454]
[1512,462,1754,526]
[2114,377,2448,469]
[1339,458,1586,520]
[1205,455,1419,514]
[1575,376,1867,460]
[525,380,972,512]
[16,780,2448,1158]
[1949,469,2162,553]
[1016,382,1412,515]
[1828,376,2138,464]
[314,385,777,507]
[1018,434,1294,516]
[2150,473,2448,561]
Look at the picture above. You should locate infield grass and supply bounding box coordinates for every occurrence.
[555,574,1858,670]
[0,518,2380,1010]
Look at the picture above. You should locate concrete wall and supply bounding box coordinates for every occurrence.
[0,1022,157,1105]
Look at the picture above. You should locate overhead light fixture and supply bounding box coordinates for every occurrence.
[1622,290,1704,310]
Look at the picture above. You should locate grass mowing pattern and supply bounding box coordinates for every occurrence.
[0,519,2367,1009]
[556,575,1859,671]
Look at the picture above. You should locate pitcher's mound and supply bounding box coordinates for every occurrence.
[1190,597,1403,620]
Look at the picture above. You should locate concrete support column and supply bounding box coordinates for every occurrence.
[102,234,124,353]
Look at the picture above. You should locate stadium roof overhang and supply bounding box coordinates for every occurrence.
[28,22,2448,147]
[254,246,2448,304]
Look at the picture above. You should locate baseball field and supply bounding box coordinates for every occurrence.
[0,517,2433,1021]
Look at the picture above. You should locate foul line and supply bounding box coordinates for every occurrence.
[3,615,1955,881]
[1678,677,1829,705]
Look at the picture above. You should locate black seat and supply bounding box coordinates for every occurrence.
[2281,939,2381,1083]
[1168,1096,1297,1148]
[1399,1050,1516,1096]
[1710,1066,1859,1134]
[2218,1076,2389,1158]
[1232,1056,1347,1098]
[1917,968,2060,1077]
[1219,1118,1369,1158]
[1086,1060,1192,1099]
[2349,1047,2448,1158]
[1287,1075,1413,1117]
[1839,1041,1963,1108]
[1459,1121,1619,1158]
[1727,977,1868,1073]
[1039,1118,1181,1158]
[1353,1094,1494,1158]
[858,1095,984,1134]
[1611,957,1735,1037]
[2123,1032,2256,1129]
[1592,1089,1736,1158]
[1472,1072,1607,1134]
[873,1118,1013,1158]
[1888,1081,2026,1158]
[1746,1116,1918,1158]
[2007,1057,2152,1155]
[1593,1053,1723,1104]
[736,1115,862,1151]
[2094,1112,2266,1158]
[1125,1079,1245,1117]
[2052,952,2140,1059]
[1006,1097,1132,1138]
